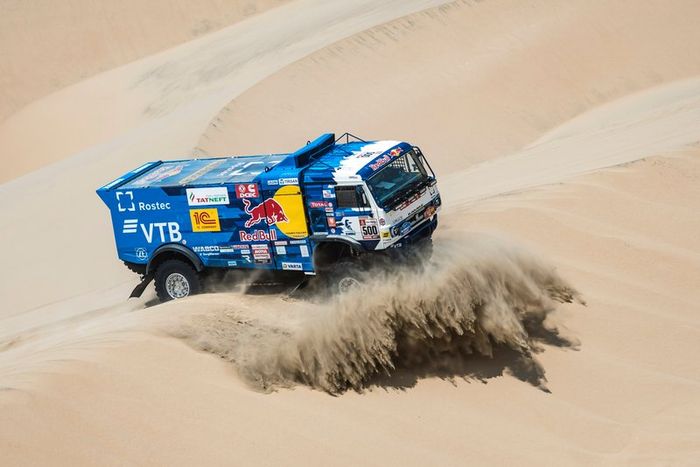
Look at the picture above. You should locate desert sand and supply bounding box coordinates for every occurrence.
[1,0,699,465]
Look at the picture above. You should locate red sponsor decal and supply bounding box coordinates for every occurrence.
[239,229,278,242]
[327,217,336,228]
[242,198,288,228]
[369,147,404,171]
[369,155,392,171]
[310,201,331,208]
[235,183,259,199]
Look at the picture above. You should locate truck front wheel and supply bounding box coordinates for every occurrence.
[154,259,201,302]
[328,259,364,294]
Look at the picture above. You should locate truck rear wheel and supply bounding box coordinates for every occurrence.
[154,259,201,302]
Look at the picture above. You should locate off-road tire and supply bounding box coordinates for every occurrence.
[154,259,201,302]
[328,259,365,295]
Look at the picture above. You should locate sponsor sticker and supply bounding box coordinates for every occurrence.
[381,231,391,239]
[135,248,148,260]
[242,198,288,228]
[282,262,303,271]
[369,155,391,171]
[235,183,259,199]
[239,229,277,242]
[322,189,335,199]
[276,245,287,255]
[299,245,309,257]
[190,209,221,232]
[227,261,237,267]
[186,187,229,206]
[360,218,379,240]
[327,217,336,228]
[252,245,271,260]
[193,246,220,253]
[310,201,331,208]
[278,178,298,186]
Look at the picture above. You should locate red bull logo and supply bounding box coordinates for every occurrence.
[242,198,289,228]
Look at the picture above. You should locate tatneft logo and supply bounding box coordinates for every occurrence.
[186,187,229,206]
[121,219,182,244]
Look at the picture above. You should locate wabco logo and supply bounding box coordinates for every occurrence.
[186,187,229,206]
[190,208,221,232]
[122,219,182,244]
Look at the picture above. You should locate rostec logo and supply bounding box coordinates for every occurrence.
[190,208,221,232]
[186,187,229,206]
[122,220,182,244]
[116,191,136,212]
[242,198,288,228]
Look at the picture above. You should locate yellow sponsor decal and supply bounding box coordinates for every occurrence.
[190,208,220,232]
[272,185,309,239]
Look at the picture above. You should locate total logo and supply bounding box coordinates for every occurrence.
[122,219,182,244]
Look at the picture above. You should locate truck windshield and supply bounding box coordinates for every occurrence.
[366,149,433,210]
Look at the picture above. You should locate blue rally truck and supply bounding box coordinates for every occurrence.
[97,133,441,301]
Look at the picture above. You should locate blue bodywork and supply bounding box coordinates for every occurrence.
[97,133,440,275]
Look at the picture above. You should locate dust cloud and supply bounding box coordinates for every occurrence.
[174,233,581,394]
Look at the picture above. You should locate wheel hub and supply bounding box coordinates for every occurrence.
[338,276,361,294]
[165,272,190,299]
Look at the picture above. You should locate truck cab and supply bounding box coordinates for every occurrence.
[97,133,441,301]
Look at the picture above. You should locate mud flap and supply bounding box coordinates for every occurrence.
[129,273,154,299]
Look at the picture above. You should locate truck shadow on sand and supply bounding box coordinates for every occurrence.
[368,315,580,394]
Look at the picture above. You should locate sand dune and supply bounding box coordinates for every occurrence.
[199,0,700,175]
[0,0,289,124]
[1,0,699,465]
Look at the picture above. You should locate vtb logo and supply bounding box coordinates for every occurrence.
[190,208,221,232]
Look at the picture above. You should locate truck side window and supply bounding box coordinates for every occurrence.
[336,186,369,208]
